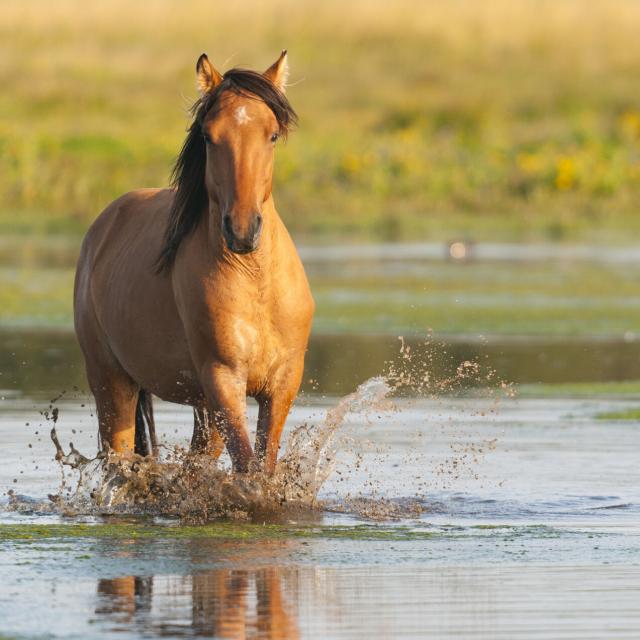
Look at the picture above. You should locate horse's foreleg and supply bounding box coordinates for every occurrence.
[255,394,295,474]
[200,364,255,472]
[256,359,305,474]
[255,568,299,638]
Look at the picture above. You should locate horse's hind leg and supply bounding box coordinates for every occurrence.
[191,407,224,460]
[76,260,140,454]
[90,366,139,454]
[81,343,139,454]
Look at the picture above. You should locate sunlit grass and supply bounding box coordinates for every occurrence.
[3,0,640,241]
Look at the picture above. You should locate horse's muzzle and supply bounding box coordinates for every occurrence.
[222,213,263,254]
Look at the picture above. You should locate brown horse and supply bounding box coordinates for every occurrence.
[74,52,314,473]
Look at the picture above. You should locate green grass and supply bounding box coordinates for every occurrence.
[0,522,436,542]
[4,0,640,242]
[518,381,640,398]
[0,522,563,543]
[596,407,640,420]
[1,256,639,336]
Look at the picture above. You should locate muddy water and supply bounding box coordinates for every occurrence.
[2,388,640,638]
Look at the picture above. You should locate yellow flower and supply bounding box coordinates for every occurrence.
[555,156,576,190]
[619,110,640,139]
[340,152,363,176]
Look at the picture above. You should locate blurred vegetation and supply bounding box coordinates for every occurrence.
[1,239,640,337]
[518,381,640,398]
[2,0,640,242]
[596,407,640,420]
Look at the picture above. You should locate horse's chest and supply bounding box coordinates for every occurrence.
[228,307,284,361]
[190,271,312,389]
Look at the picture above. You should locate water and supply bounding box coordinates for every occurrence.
[2,241,640,637]
[34,377,393,519]
[2,385,640,637]
[3,329,640,398]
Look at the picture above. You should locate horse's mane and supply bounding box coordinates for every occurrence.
[156,68,298,272]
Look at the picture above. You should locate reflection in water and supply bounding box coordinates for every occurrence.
[96,576,153,623]
[95,567,299,639]
[92,537,301,639]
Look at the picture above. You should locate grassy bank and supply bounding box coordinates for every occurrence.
[1,247,639,336]
[2,0,640,242]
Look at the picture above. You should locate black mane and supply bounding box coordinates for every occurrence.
[156,68,297,272]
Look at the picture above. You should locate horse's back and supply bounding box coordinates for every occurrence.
[77,189,171,268]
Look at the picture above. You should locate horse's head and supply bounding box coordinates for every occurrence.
[196,52,294,254]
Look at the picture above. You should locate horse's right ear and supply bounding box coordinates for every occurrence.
[196,54,223,95]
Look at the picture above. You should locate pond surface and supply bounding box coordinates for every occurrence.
[2,329,640,398]
[2,390,640,638]
[1,242,640,638]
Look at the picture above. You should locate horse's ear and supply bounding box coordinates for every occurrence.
[264,50,289,93]
[196,53,222,95]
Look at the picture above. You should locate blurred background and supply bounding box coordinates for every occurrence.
[1,0,640,400]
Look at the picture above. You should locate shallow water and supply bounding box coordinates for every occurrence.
[3,241,640,637]
[2,390,640,638]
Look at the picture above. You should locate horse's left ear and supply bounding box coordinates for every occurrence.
[264,50,289,93]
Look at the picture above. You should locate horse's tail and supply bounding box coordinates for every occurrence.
[134,389,158,457]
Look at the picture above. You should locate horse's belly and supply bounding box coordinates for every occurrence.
[148,366,205,406]
[88,256,201,404]
[103,298,204,405]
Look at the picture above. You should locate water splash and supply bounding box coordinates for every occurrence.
[275,376,391,503]
[40,336,510,522]
[48,377,393,521]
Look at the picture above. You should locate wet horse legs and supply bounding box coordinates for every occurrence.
[255,359,305,474]
[200,363,255,472]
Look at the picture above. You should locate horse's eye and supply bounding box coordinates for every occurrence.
[270,132,279,143]
[203,132,212,145]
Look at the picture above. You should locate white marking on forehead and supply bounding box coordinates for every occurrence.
[234,105,252,125]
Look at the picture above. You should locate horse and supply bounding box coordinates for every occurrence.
[74,51,314,474]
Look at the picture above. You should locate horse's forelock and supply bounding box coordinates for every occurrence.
[204,69,297,136]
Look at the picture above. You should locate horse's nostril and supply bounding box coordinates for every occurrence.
[255,215,263,232]
[222,215,233,236]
